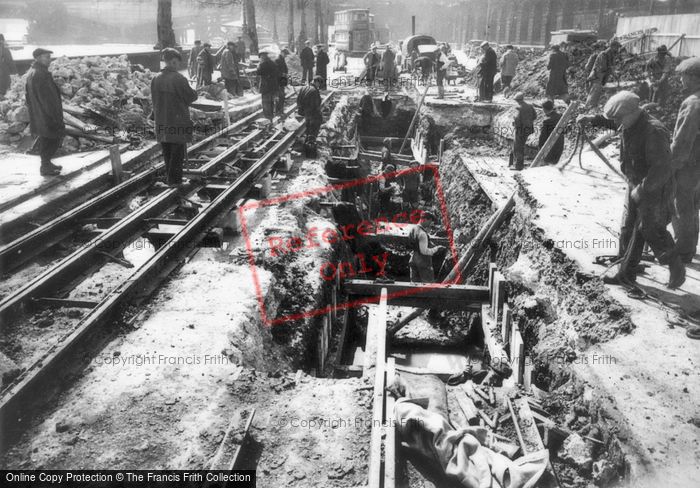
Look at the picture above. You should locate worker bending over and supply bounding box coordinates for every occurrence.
[586,40,620,108]
[671,57,700,264]
[408,212,445,283]
[296,75,323,156]
[645,45,671,105]
[578,91,685,288]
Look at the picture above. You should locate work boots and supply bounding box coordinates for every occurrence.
[667,253,686,289]
[40,162,62,176]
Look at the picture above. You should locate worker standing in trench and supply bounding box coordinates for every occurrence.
[296,76,323,156]
[586,40,620,108]
[670,58,700,267]
[509,92,536,171]
[577,91,685,289]
[645,45,672,105]
[546,44,570,104]
[408,212,445,283]
[256,47,279,123]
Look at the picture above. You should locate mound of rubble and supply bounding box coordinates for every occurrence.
[0,55,153,147]
[511,42,685,129]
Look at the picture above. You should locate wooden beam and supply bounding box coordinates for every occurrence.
[530,101,579,169]
[33,298,99,309]
[455,386,480,425]
[345,280,489,306]
[384,357,396,488]
[368,289,388,488]
[481,304,513,377]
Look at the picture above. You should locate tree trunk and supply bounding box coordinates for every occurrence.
[245,0,259,54]
[154,0,177,50]
[314,0,321,44]
[272,6,279,43]
[288,0,295,52]
[297,0,307,53]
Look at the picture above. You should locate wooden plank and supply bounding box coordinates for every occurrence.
[491,272,506,321]
[513,398,560,487]
[454,386,480,425]
[481,304,513,377]
[510,327,525,385]
[501,304,512,346]
[368,289,388,488]
[384,357,396,488]
[530,101,579,169]
[109,145,124,185]
[345,280,489,306]
[33,297,99,309]
[523,356,533,391]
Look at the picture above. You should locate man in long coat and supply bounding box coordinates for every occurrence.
[152,48,198,186]
[196,43,215,88]
[300,40,315,84]
[25,48,64,176]
[315,45,330,90]
[476,41,497,102]
[546,44,569,102]
[188,40,202,81]
[0,34,17,97]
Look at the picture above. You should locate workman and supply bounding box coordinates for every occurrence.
[670,57,700,265]
[436,45,450,99]
[577,90,685,288]
[546,44,569,103]
[1,34,16,98]
[151,48,198,186]
[256,47,279,122]
[296,75,323,156]
[402,160,422,209]
[275,48,289,116]
[408,212,445,283]
[500,44,518,94]
[188,40,202,80]
[220,41,242,97]
[363,45,381,83]
[315,44,330,90]
[476,41,497,102]
[645,44,672,105]
[25,47,64,176]
[510,92,536,171]
[586,39,620,108]
[300,39,315,84]
[538,100,564,165]
[196,42,215,87]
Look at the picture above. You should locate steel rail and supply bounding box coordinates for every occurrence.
[0,91,335,435]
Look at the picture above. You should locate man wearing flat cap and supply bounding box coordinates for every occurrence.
[578,91,685,288]
[645,44,671,104]
[26,47,64,176]
[509,92,536,170]
[670,57,700,264]
[586,39,620,108]
[476,41,497,102]
[300,39,315,84]
[151,48,198,187]
[256,47,279,122]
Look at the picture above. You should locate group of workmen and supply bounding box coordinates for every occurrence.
[187,37,248,93]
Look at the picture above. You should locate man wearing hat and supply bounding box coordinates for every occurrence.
[546,44,569,103]
[381,44,397,85]
[0,34,16,97]
[509,92,536,170]
[407,211,445,283]
[25,48,64,176]
[578,91,685,288]
[363,45,381,83]
[670,57,700,264]
[586,39,620,108]
[500,45,518,94]
[256,47,280,122]
[476,41,497,102]
[220,41,242,97]
[645,44,671,104]
[187,40,202,81]
[315,44,330,90]
[151,48,198,186]
[538,100,564,165]
[296,76,323,156]
[236,36,247,62]
[300,39,315,84]
[196,42,214,87]
[275,48,289,116]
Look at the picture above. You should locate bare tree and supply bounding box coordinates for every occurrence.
[297,0,307,52]
[244,0,259,54]
[155,0,177,49]
[288,0,295,51]
[313,0,321,44]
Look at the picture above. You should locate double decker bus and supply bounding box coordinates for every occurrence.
[333,8,371,53]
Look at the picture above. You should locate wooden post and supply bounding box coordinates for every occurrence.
[368,289,388,488]
[222,90,231,127]
[510,326,525,384]
[398,83,430,155]
[109,145,123,185]
[530,101,579,168]
[384,357,396,488]
[501,304,512,347]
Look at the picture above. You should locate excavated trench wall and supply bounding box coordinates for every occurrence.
[440,147,633,486]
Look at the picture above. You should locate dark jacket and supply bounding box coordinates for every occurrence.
[1,46,16,96]
[592,111,673,197]
[300,46,315,68]
[219,49,240,80]
[546,51,569,96]
[197,48,215,74]
[151,66,198,144]
[256,56,279,95]
[316,50,330,77]
[236,40,247,59]
[25,61,64,138]
[297,85,322,120]
[275,54,288,87]
[671,90,700,168]
[188,45,203,73]
[478,46,498,76]
[589,48,616,84]
[514,102,536,130]
[538,111,564,163]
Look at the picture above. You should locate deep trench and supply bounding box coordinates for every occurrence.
[257,94,632,488]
